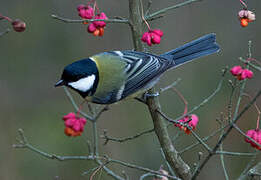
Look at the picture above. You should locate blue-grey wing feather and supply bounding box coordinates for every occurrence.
[116,51,171,99]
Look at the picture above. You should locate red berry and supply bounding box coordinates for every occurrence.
[240,18,248,27]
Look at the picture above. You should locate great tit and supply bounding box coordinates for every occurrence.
[55,33,220,104]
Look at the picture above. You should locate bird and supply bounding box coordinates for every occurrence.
[55,33,220,104]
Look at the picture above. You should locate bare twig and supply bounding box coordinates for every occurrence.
[179,123,230,154]
[93,105,109,121]
[108,157,179,180]
[82,166,100,176]
[90,164,103,180]
[216,151,258,157]
[51,14,129,24]
[145,0,202,20]
[63,87,93,120]
[159,78,181,94]
[92,122,99,156]
[140,173,154,180]
[192,89,261,179]
[219,125,229,180]
[128,0,191,178]
[167,68,227,128]
[233,124,261,149]
[13,129,96,161]
[239,57,261,72]
[97,159,125,180]
[160,148,176,176]
[63,87,108,122]
[102,128,154,145]
[13,128,179,179]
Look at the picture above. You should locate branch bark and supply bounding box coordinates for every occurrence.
[128,0,192,179]
[128,0,145,51]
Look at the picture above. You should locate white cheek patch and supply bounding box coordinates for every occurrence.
[68,75,96,92]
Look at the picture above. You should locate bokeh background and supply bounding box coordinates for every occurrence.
[1,0,260,179]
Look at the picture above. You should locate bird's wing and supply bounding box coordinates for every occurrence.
[108,50,171,99]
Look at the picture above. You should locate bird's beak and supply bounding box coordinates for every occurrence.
[55,79,65,87]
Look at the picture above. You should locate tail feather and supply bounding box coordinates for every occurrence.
[160,33,220,67]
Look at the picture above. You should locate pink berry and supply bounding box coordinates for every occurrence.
[84,6,94,19]
[238,10,248,18]
[141,29,163,46]
[141,32,153,46]
[63,112,76,121]
[230,65,242,76]
[72,120,81,131]
[88,23,97,32]
[93,12,107,27]
[240,69,253,80]
[189,114,199,128]
[152,29,163,37]
[77,4,85,11]
[78,9,87,19]
[151,33,161,44]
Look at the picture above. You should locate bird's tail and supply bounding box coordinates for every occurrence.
[160,33,220,68]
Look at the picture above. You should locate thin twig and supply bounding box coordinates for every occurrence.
[216,151,258,156]
[219,126,229,180]
[157,109,212,152]
[97,159,125,180]
[51,14,129,24]
[192,89,261,179]
[63,87,93,120]
[92,122,99,156]
[233,124,261,149]
[93,105,109,121]
[239,57,261,72]
[108,158,180,180]
[82,166,100,176]
[90,165,103,180]
[102,128,154,145]
[189,130,212,152]
[14,128,179,179]
[13,129,96,161]
[179,123,229,154]
[140,173,154,180]
[167,69,227,128]
[160,148,176,176]
[145,0,202,20]
[159,78,181,94]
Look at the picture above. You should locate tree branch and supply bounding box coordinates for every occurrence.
[51,14,129,24]
[128,0,192,178]
[145,0,202,20]
[102,128,154,145]
[192,89,261,179]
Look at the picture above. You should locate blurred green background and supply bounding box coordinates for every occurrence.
[1,0,260,179]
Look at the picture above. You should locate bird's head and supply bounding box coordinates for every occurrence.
[55,58,99,98]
